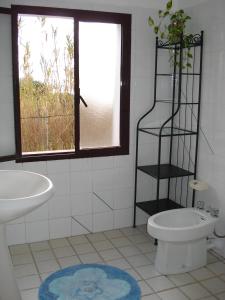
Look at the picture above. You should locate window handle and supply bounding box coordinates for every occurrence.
[79,95,88,107]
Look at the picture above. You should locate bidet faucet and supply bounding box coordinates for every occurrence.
[210,208,219,218]
[196,200,204,210]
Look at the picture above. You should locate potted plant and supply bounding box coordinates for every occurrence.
[148,0,193,68]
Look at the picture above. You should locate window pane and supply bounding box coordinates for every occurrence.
[0,14,16,157]
[79,22,121,149]
[18,15,75,153]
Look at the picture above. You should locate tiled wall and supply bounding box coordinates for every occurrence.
[0,0,163,245]
[186,0,225,257]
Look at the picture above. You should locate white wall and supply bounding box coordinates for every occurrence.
[185,0,225,256]
[0,0,162,245]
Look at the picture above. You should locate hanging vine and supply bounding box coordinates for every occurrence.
[148,0,193,68]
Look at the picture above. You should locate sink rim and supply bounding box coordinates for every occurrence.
[0,169,53,201]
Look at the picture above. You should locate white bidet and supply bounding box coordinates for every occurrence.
[147,208,218,274]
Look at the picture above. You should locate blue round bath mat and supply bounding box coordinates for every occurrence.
[39,263,141,300]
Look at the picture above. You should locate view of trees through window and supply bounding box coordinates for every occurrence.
[18,14,121,154]
[19,15,75,153]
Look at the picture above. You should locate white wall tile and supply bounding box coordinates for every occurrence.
[71,215,92,235]
[22,161,47,175]
[25,203,48,222]
[47,160,70,174]
[71,192,92,216]
[93,211,114,232]
[49,218,71,239]
[70,171,92,194]
[49,195,71,219]
[114,208,133,229]
[48,173,70,196]
[114,187,134,209]
[92,169,114,192]
[6,223,26,245]
[91,156,114,170]
[26,221,49,243]
[70,158,91,172]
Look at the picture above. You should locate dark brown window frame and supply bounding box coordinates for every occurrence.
[10,5,131,162]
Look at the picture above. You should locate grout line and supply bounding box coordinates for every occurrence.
[47,240,62,272]
[71,216,92,233]
[27,243,43,284]
[93,192,113,210]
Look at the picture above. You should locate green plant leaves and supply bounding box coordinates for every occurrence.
[148,16,154,27]
[166,0,173,10]
[148,0,193,68]
[154,26,159,34]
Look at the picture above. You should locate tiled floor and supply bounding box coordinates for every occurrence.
[9,225,225,300]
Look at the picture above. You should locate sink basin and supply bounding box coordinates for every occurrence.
[0,170,54,300]
[0,170,53,224]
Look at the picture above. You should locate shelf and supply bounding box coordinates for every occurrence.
[156,73,200,76]
[139,127,197,137]
[136,199,183,215]
[137,164,194,179]
[156,100,199,105]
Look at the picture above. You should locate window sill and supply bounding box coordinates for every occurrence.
[16,146,129,163]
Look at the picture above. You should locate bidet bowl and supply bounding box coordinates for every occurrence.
[148,208,217,242]
[0,170,54,224]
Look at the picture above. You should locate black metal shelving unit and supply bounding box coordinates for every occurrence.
[133,32,204,226]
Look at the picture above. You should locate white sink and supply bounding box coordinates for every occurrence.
[0,170,53,224]
[0,170,54,300]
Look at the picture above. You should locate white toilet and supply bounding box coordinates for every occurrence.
[147,208,218,274]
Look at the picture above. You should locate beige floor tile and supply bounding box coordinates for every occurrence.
[180,282,210,299]
[190,267,215,281]
[158,288,189,300]
[142,294,161,300]
[58,255,81,268]
[33,250,55,262]
[79,252,102,263]
[99,248,122,261]
[104,229,124,239]
[121,227,141,236]
[86,232,106,243]
[146,276,175,292]
[118,245,141,257]
[30,241,50,252]
[21,288,38,300]
[92,240,114,251]
[168,272,195,286]
[206,261,225,276]
[126,254,152,268]
[136,242,156,253]
[10,244,30,256]
[30,241,50,251]
[106,258,131,270]
[68,235,89,245]
[128,234,150,244]
[139,280,154,296]
[49,238,70,248]
[14,263,38,278]
[201,277,225,294]
[111,237,132,247]
[12,253,34,266]
[53,246,75,258]
[136,265,160,280]
[17,275,41,290]
[73,243,95,254]
[36,259,60,274]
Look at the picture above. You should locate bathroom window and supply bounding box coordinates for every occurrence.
[11,6,131,161]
